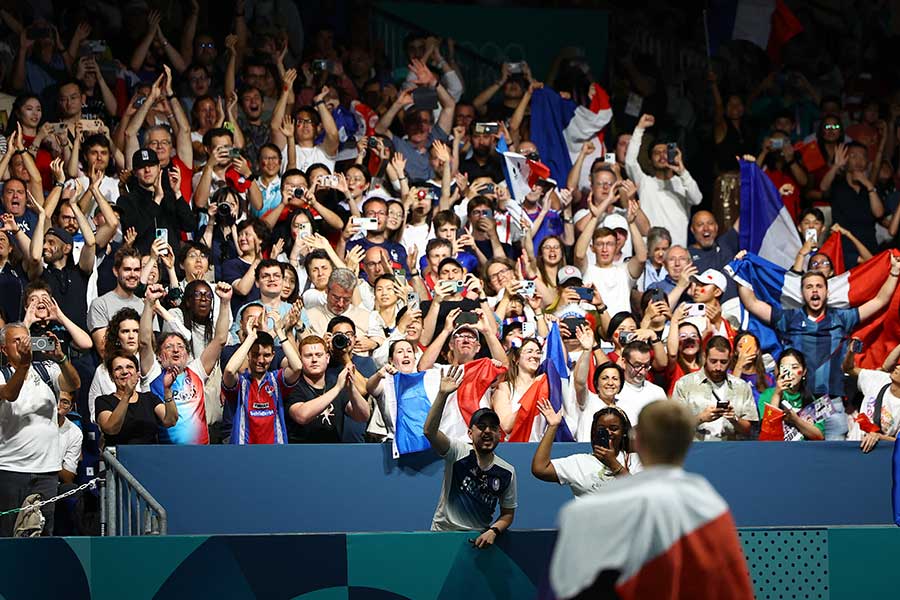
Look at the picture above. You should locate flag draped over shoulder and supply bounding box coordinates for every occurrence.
[550,467,754,600]
[739,160,801,269]
[727,249,900,368]
[505,374,548,442]
[389,358,507,458]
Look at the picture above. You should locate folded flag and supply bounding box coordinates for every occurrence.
[739,159,801,269]
[550,467,754,599]
[502,152,553,201]
[390,358,507,458]
[543,321,577,442]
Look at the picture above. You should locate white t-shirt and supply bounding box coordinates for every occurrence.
[857,369,900,437]
[575,392,610,442]
[616,379,668,426]
[0,362,62,473]
[583,263,633,317]
[282,143,336,174]
[551,451,643,497]
[59,417,83,474]
[402,221,432,258]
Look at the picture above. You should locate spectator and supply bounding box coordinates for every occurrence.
[87,246,145,354]
[687,210,739,302]
[117,149,196,254]
[614,341,668,427]
[221,218,268,315]
[637,227,672,293]
[624,114,702,248]
[672,335,758,441]
[844,341,900,453]
[665,315,704,396]
[305,268,378,350]
[366,338,420,440]
[272,74,340,173]
[0,322,80,537]
[96,352,178,446]
[88,308,141,422]
[423,366,516,547]
[56,391,82,485]
[491,338,543,438]
[532,401,640,497]
[222,313,302,445]
[459,122,504,182]
[757,349,825,441]
[0,213,31,322]
[729,332,771,405]
[572,318,625,442]
[345,197,408,269]
[683,268,735,345]
[284,335,370,443]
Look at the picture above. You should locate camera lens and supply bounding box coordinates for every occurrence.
[293,187,306,199]
[332,332,351,351]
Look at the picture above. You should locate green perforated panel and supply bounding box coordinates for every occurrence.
[739,529,830,600]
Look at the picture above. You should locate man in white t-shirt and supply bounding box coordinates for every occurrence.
[424,366,516,548]
[616,341,667,426]
[57,392,83,485]
[846,346,900,452]
[270,74,340,173]
[0,323,80,536]
[574,202,646,318]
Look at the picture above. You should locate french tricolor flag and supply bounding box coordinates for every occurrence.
[728,249,900,367]
[738,160,801,270]
[708,0,804,62]
[550,467,754,600]
[387,358,507,458]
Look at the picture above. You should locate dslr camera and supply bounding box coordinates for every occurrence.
[331,332,352,352]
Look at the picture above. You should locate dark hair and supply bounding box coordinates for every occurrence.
[57,78,86,96]
[800,270,829,286]
[182,280,214,346]
[676,320,705,374]
[622,340,652,363]
[251,330,276,352]
[536,235,565,288]
[177,240,211,266]
[202,127,234,148]
[281,263,300,303]
[798,207,825,224]
[190,94,216,129]
[113,245,142,269]
[592,361,625,396]
[23,279,52,303]
[591,406,633,453]
[467,196,493,216]
[389,338,415,359]
[361,196,387,215]
[293,105,321,126]
[606,311,636,342]
[236,217,270,247]
[304,249,333,275]
[282,168,306,181]
[80,134,112,169]
[104,308,141,359]
[778,348,815,407]
[705,335,732,355]
[211,186,247,224]
[255,258,284,280]
[731,331,769,392]
[6,94,42,136]
[258,142,281,159]
[104,350,139,376]
[238,84,262,100]
[155,331,191,356]
[327,315,356,333]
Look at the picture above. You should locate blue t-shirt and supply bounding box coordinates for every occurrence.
[346,238,409,275]
[770,306,859,397]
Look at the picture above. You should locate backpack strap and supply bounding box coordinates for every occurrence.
[1,363,56,395]
[872,383,889,432]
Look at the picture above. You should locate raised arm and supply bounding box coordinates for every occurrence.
[139,284,166,375]
[531,399,564,482]
[314,86,340,157]
[625,201,648,279]
[199,283,233,375]
[162,65,192,165]
[423,365,463,456]
[819,144,847,193]
[572,324,595,409]
[858,253,900,322]
[269,69,297,150]
[222,316,256,389]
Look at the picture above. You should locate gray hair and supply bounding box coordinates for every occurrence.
[328,268,358,292]
[145,124,173,140]
[647,227,672,252]
[664,244,691,261]
[0,322,28,346]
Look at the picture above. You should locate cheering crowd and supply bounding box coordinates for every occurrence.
[0,2,899,539]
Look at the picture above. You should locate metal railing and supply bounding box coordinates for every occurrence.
[101,448,167,536]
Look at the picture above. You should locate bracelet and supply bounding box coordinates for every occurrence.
[57,355,69,364]
[164,395,174,403]
[612,465,624,475]
[397,176,408,181]
[891,271,900,277]
[166,93,175,100]
[53,181,65,188]
[409,270,420,277]
[478,296,488,302]
[868,188,876,194]
[596,304,607,314]
[314,100,325,108]
[534,311,544,317]
[278,337,288,344]
[488,526,501,536]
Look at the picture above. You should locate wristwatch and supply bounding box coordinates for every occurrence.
[489,526,501,536]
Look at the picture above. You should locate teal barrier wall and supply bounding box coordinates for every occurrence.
[1,528,898,599]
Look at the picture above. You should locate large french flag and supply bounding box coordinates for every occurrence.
[739,160,801,269]
[727,249,900,368]
[550,467,754,600]
[388,358,507,458]
[708,0,804,62]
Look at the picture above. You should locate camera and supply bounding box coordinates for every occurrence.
[292,187,307,199]
[331,332,352,352]
[31,336,56,353]
[217,202,235,226]
[506,62,524,74]
[367,136,379,149]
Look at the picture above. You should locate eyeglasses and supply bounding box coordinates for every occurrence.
[488,267,512,282]
[365,211,387,217]
[260,155,281,162]
[824,124,841,131]
[259,273,282,280]
[296,118,314,125]
[626,360,652,372]
[453,333,477,341]
[185,252,207,260]
[192,291,213,300]
[362,261,382,268]
[147,140,172,148]
[809,259,831,268]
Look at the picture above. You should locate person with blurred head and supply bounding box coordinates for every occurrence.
[729,331,771,405]
[672,335,757,441]
[532,402,641,497]
[550,400,753,600]
[665,313,704,396]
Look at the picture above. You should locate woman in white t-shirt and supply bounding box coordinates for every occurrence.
[531,400,641,498]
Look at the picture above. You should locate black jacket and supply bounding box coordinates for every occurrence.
[118,180,197,254]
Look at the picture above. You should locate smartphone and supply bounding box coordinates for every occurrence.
[666,142,678,164]
[481,208,494,219]
[648,288,667,304]
[134,96,147,109]
[228,147,242,159]
[780,366,792,381]
[522,321,535,337]
[474,122,500,135]
[482,184,495,195]
[455,311,479,326]
[770,137,785,150]
[393,268,406,281]
[312,59,331,73]
[506,62,524,74]
[573,286,594,301]
[592,427,610,449]
[519,280,536,298]
[780,400,794,412]
[561,316,586,337]
[604,152,617,163]
[685,303,706,318]
[716,398,731,410]
[618,331,635,345]
[737,335,758,356]
[407,291,419,309]
[805,228,818,244]
[297,222,312,238]
[80,119,103,132]
[411,86,439,111]
[155,228,169,255]
[849,338,863,353]
[352,217,379,231]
